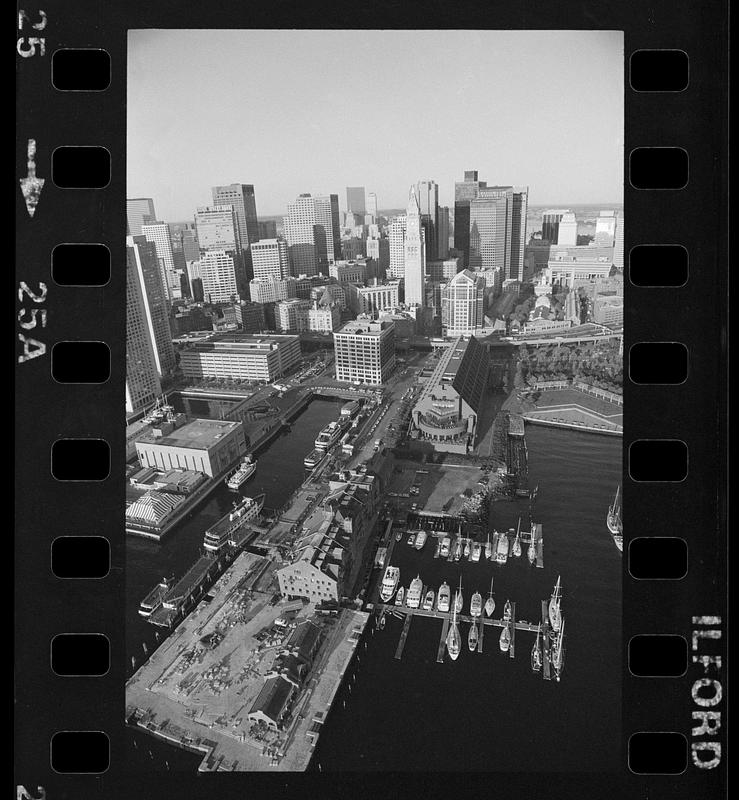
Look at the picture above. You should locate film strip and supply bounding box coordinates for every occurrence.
[15,3,727,799]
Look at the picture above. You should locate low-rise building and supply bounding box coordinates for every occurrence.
[275,298,311,333]
[247,675,296,730]
[329,258,368,284]
[307,302,341,333]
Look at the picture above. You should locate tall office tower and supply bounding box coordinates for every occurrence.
[454,170,487,265]
[199,250,239,304]
[333,317,396,385]
[194,205,241,253]
[557,211,578,246]
[404,185,426,306]
[388,215,407,279]
[437,206,450,259]
[346,186,366,216]
[427,256,461,282]
[257,219,278,240]
[541,209,570,244]
[441,269,485,337]
[417,180,440,261]
[613,212,624,270]
[284,193,341,276]
[126,198,156,237]
[251,238,290,281]
[468,185,528,281]
[211,184,259,250]
[181,228,200,261]
[366,192,378,221]
[141,222,182,301]
[126,244,163,414]
[594,210,617,245]
[126,235,176,378]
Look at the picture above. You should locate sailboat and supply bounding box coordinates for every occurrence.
[484,576,496,617]
[531,624,543,672]
[548,576,562,632]
[454,577,463,614]
[446,594,461,661]
[503,599,512,623]
[607,485,623,553]
[485,532,493,561]
[551,617,565,680]
[468,620,479,652]
[527,522,537,565]
[512,517,522,557]
[499,623,511,653]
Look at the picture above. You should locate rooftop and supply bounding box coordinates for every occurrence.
[184,332,299,353]
[138,418,242,449]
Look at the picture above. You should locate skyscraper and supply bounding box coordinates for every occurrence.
[199,250,239,304]
[417,180,439,261]
[366,192,378,221]
[468,185,528,282]
[613,212,624,270]
[257,220,278,240]
[195,205,241,253]
[437,206,450,259]
[211,184,259,250]
[403,185,426,306]
[126,235,176,379]
[454,170,486,265]
[126,198,156,237]
[284,193,341,277]
[141,222,182,301]
[388,215,407,279]
[251,238,290,281]
[441,269,485,337]
[541,210,570,244]
[346,186,366,216]
[557,212,578,246]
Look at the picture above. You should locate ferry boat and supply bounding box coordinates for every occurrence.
[414,531,428,550]
[468,621,479,652]
[470,591,482,618]
[439,537,451,558]
[512,517,522,557]
[495,532,510,564]
[380,566,400,603]
[485,533,493,561]
[437,581,451,613]
[471,541,482,562]
[454,578,463,614]
[139,577,171,617]
[484,576,496,617]
[395,586,405,606]
[315,418,349,450]
[225,455,256,490]
[548,576,562,632]
[341,400,361,418]
[607,486,623,553]
[531,624,543,672]
[552,618,565,681]
[202,494,265,554]
[407,532,416,546]
[423,589,435,611]
[304,448,327,470]
[503,599,512,623]
[446,598,461,661]
[407,575,423,609]
[499,624,511,653]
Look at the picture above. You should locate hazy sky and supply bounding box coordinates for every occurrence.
[128,29,623,221]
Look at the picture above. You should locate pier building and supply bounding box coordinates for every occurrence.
[135,418,247,478]
[411,335,488,454]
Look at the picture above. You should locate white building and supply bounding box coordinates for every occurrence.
[343,280,400,315]
[329,259,367,284]
[556,212,578,246]
[333,317,395,385]
[441,269,485,337]
[284,193,340,276]
[403,185,426,306]
[194,205,241,253]
[199,250,238,304]
[388,214,407,279]
[307,303,340,333]
[126,197,156,237]
[248,276,297,304]
[251,238,290,281]
[275,298,311,332]
[141,222,182,300]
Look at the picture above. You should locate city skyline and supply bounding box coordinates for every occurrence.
[128,29,624,220]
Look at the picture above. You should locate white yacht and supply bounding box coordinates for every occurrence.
[379,566,399,603]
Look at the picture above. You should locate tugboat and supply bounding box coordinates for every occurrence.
[607,486,623,553]
[437,581,451,613]
[406,575,423,609]
[394,586,405,607]
[512,517,522,557]
[423,589,435,611]
[468,620,479,652]
[485,532,493,561]
[379,565,399,603]
[531,624,543,672]
[499,624,511,653]
[484,576,496,617]
[454,577,463,614]
[470,590,482,618]
[548,576,562,632]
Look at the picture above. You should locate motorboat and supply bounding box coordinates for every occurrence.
[395,587,405,606]
[406,575,423,609]
[379,566,399,603]
[499,624,511,653]
[437,582,451,613]
[484,576,495,617]
[423,589,435,611]
[470,591,482,618]
[468,621,479,652]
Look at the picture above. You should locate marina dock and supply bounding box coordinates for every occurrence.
[541,601,552,681]
[394,613,413,660]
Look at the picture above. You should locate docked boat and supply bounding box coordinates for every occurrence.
[304,448,327,470]
[446,598,461,661]
[139,577,171,617]
[531,624,543,672]
[407,575,423,609]
[453,538,462,561]
[503,598,512,623]
[470,591,482,618]
[485,533,493,561]
[202,494,265,554]
[527,523,537,565]
[463,539,471,559]
[423,589,435,611]
[495,532,510,564]
[484,576,495,617]
[437,581,451,613]
[434,539,441,558]
[378,613,386,630]
[395,530,402,542]
[225,455,256,490]
[552,618,565,680]
[379,566,400,603]
[395,586,405,606]
[471,541,482,562]
[454,578,463,614]
[341,400,360,418]
[439,537,451,558]
[607,485,623,553]
[548,576,562,632]
[414,531,428,550]
[315,418,349,451]
[468,621,479,652]
[407,532,416,547]
[512,517,522,557]
[499,624,511,653]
